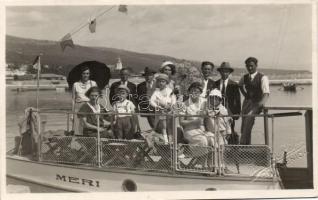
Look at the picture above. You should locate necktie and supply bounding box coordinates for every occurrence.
[221,80,226,96]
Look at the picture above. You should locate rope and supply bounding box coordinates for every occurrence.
[272,5,290,69]
[61,6,116,40]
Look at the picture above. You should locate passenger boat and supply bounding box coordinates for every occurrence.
[6,104,313,192]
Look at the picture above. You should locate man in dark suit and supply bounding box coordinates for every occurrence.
[109,68,137,106]
[136,67,156,128]
[200,61,216,98]
[215,62,241,135]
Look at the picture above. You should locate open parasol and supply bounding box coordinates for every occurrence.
[67,61,111,90]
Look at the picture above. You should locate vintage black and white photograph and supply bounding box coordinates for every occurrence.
[3,0,316,197]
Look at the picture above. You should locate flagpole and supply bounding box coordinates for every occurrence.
[36,56,41,110]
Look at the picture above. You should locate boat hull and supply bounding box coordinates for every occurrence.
[7,155,281,192]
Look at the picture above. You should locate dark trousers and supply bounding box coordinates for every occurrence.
[114,116,133,139]
[240,99,262,145]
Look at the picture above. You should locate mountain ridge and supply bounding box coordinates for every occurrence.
[6,35,311,77]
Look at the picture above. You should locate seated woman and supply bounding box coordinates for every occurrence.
[78,86,114,138]
[179,82,212,167]
[179,82,209,146]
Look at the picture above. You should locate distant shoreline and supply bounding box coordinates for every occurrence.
[6,78,312,92]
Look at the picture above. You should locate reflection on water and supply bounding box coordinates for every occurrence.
[6,85,312,167]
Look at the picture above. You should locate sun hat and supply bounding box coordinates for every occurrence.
[217,62,234,73]
[161,61,175,68]
[156,73,170,83]
[160,61,176,75]
[209,89,222,98]
[116,84,130,94]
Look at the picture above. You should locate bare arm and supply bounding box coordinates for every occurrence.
[81,117,104,131]
[179,117,201,127]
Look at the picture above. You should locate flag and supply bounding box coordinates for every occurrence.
[32,56,41,70]
[118,5,128,13]
[89,18,96,33]
[60,33,74,51]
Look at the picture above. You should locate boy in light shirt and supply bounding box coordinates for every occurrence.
[113,85,138,140]
[150,73,176,144]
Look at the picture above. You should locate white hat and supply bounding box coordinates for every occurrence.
[161,61,175,68]
[209,89,222,98]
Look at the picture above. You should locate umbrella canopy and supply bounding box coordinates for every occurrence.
[67,61,111,90]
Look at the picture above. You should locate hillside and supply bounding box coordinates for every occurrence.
[6,35,181,75]
[6,35,312,78]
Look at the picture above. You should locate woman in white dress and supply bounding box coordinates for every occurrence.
[179,82,213,168]
[179,82,210,147]
[72,66,97,135]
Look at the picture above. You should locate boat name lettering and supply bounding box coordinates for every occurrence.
[56,174,100,187]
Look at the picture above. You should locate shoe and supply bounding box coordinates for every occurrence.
[178,153,185,159]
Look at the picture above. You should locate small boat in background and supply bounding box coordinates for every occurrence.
[282,82,296,92]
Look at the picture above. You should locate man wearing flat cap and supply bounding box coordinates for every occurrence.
[137,67,156,128]
[239,57,270,145]
[215,62,241,138]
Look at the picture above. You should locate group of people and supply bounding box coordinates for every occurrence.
[71,56,270,148]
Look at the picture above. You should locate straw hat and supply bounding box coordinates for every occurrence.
[217,62,234,73]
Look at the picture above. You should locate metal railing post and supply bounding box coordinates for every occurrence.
[172,113,177,174]
[263,108,269,145]
[305,110,313,184]
[214,116,221,176]
[66,113,70,132]
[37,111,42,161]
[97,113,101,168]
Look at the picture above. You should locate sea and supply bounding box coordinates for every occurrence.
[5,83,312,192]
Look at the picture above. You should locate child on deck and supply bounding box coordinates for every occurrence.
[205,89,232,146]
[150,73,176,144]
[112,85,138,140]
[205,89,232,174]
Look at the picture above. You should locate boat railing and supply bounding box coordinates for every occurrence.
[32,107,312,179]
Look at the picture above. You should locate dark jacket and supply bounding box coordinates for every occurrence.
[109,81,137,106]
[136,81,151,112]
[215,79,241,119]
[205,78,216,97]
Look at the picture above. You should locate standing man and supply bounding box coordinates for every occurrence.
[137,67,156,128]
[239,57,270,145]
[109,68,137,106]
[200,61,216,98]
[215,62,241,135]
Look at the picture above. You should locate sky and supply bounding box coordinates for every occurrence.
[5,4,313,70]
